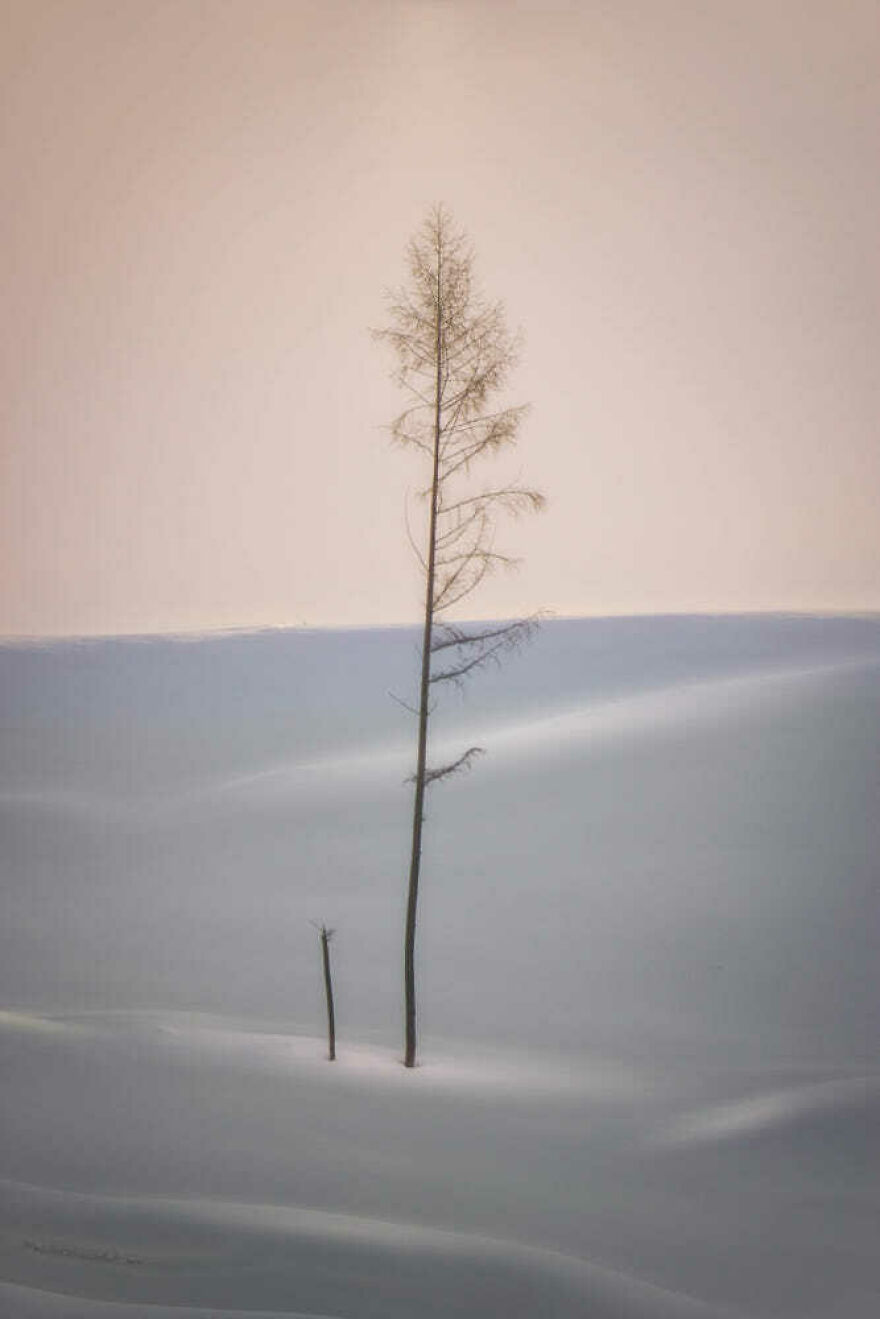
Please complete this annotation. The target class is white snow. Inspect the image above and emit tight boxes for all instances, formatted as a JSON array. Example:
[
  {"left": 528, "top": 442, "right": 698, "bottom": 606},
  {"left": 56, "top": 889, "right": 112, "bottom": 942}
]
[{"left": 2, "top": 616, "right": 879, "bottom": 1316}]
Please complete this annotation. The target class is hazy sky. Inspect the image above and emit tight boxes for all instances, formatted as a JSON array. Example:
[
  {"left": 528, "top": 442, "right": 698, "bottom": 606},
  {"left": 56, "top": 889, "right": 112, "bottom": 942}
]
[{"left": 2, "top": 0, "right": 878, "bottom": 637}]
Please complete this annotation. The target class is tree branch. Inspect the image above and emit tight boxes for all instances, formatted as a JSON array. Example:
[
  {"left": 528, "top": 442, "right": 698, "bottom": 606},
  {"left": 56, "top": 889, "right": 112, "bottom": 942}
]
[
  {"left": 429, "top": 616, "right": 540, "bottom": 686},
  {"left": 415, "top": 745, "right": 485, "bottom": 785}
]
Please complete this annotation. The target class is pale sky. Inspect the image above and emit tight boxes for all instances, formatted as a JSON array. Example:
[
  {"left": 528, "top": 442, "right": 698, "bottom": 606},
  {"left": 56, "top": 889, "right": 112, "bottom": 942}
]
[{"left": 2, "top": 0, "right": 878, "bottom": 638}]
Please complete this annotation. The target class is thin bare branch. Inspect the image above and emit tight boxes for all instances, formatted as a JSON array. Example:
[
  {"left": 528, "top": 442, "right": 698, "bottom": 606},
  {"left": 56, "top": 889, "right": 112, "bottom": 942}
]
[
  {"left": 434, "top": 553, "right": 497, "bottom": 612},
  {"left": 403, "top": 496, "right": 427, "bottom": 570},
  {"left": 439, "top": 485, "right": 544, "bottom": 518},
  {"left": 430, "top": 616, "right": 539, "bottom": 653},
  {"left": 430, "top": 616, "right": 541, "bottom": 686},
  {"left": 429, "top": 643, "right": 507, "bottom": 685},
  {"left": 388, "top": 689, "right": 420, "bottom": 716},
  {"left": 416, "top": 746, "right": 485, "bottom": 785}
]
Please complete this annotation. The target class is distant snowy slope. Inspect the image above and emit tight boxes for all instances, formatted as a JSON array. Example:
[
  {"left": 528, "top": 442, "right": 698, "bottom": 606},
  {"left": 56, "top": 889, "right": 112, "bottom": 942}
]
[{"left": 2, "top": 615, "right": 878, "bottom": 1064}]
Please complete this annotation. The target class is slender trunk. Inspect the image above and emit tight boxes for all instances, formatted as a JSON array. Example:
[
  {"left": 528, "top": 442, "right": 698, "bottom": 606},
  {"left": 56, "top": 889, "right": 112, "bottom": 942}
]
[
  {"left": 403, "top": 240, "right": 443, "bottom": 1069},
  {"left": 320, "top": 926, "right": 336, "bottom": 1061}
]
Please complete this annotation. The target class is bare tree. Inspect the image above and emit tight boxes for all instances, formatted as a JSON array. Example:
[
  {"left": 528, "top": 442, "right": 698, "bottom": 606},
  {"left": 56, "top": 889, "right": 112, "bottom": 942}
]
[
  {"left": 313, "top": 922, "right": 336, "bottom": 1061},
  {"left": 375, "top": 205, "right": 543, "bottom": 1068}
]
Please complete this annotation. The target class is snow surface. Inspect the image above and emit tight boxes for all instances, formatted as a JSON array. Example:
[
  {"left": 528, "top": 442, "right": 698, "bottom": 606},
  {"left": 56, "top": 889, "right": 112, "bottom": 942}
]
[{"left": 1, "top": 615, "right": 879, "bottom": 1316}]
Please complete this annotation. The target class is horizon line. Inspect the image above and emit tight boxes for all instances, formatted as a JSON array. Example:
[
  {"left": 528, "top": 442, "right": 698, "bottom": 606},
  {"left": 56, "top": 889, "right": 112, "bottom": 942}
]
[{"left": 3, "top": 606, "right": 880, "bottom": 649}]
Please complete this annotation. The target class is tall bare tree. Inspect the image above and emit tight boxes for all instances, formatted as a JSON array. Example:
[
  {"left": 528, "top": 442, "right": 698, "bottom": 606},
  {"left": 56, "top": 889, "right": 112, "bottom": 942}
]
[
  {"left": 375, "top": 206, "right": 544, "bottom": 1068},
  {"left": 313, "top": 922, "right": 336, "bottom": 1061}
]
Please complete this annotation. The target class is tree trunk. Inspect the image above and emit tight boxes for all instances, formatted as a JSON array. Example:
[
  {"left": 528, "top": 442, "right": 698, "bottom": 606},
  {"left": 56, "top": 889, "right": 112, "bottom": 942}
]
[
  {"left": 320, "top": 925, "right": 336, "bottom": 1062},
  {"left": 403, "top": 240, "right": 444, "bottom": 1069}
]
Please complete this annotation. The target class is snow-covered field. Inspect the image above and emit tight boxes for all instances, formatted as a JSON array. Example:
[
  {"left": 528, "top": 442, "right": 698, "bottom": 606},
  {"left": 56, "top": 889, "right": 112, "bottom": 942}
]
[{"left": 1, "top": 616, "right": 878, "bottom": 1317}]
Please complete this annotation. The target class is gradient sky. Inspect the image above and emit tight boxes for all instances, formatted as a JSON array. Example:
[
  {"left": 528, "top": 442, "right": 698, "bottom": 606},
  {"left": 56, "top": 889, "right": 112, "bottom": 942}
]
[{"left": 2, "top": 0, "right": 878, "bottom": 637}]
